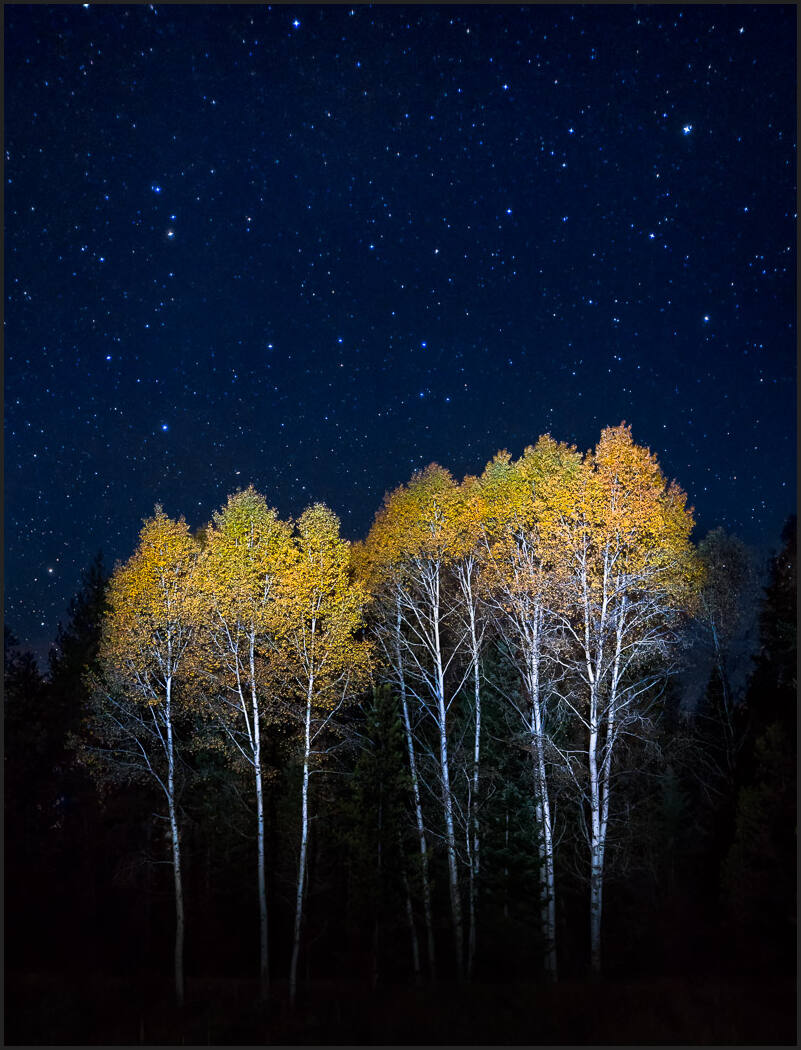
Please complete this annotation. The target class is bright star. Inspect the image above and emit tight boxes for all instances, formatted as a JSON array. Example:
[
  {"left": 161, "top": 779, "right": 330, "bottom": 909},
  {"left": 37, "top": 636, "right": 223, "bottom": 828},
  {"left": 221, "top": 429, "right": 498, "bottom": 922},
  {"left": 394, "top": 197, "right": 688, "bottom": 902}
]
[{"left": 161, "top": 423, "right": 169, "bottom": 431}]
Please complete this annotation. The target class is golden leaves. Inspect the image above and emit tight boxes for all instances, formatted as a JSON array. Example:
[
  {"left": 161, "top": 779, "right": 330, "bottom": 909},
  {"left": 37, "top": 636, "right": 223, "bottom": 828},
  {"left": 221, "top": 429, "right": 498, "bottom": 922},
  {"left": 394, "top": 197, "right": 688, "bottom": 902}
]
[
  {"left": 100, "top": 425, "right": 700, "bottom": 714},
  {"left": 273, "top": 502, "right": 371, "bottom": 710}
]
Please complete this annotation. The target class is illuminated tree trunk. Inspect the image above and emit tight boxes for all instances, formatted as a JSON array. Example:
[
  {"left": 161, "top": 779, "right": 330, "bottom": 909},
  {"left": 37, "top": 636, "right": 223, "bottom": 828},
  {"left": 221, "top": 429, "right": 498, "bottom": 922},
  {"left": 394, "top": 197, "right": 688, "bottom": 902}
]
[
  {"left": 466, "top": 590, "right": 482, "bottom": 980},
  {"left": 289, "top": 685, "right": 312, "bottom": 1009},
  {"left": 395, "top": 605, "right": 436, "bottom": 980},
  {"left": 590, "top": 597, "right": 623, "bottom": 978},
  {"left": 525, "top": 615, "right": 557, "bottom": 983},
  {"left": 433, "top": 589, "right": 464, "bottom": 979},
  {"left": 251, "top": 638, "right": 269, "bottom": 1001},
  {"left": 493, "top": 588, "right": 559, "bottom": 982},
  {"left": 165, "top": 675, "right": 185, "bottom": 1008},
  {"left": 588, "top": 694, "right": 603, "bottom": 978},
  {"left": 530, "top": 702, "right": 557, "bottom": 979},
  {"left": 584, "top": 552, "right": 606, "bottom": 980}
]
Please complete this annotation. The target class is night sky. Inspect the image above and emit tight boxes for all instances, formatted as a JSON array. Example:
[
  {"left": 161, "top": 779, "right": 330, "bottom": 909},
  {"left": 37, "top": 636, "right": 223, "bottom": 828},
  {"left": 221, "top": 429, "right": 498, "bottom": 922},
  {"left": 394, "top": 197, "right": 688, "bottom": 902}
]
[{"left": 5, "top": 4, "right": 796, "bottom": 664}]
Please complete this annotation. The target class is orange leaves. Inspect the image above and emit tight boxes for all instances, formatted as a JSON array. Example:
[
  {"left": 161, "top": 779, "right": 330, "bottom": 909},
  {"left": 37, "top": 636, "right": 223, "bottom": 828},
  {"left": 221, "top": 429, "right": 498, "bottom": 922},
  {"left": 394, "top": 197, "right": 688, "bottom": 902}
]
[{"left": 576, "top": 424, "right": 699, "bottom": 605}]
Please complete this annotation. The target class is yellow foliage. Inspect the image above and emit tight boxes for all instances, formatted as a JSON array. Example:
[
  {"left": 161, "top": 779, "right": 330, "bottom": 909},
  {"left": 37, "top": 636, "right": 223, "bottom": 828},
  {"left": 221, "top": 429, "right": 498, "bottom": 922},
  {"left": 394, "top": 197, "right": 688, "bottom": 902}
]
[
  {"left": 101, "top": 506, "right": 202, "bottom": 699},
  {"left": 272, "top": 502, "right": 371, "bottom": 711}
]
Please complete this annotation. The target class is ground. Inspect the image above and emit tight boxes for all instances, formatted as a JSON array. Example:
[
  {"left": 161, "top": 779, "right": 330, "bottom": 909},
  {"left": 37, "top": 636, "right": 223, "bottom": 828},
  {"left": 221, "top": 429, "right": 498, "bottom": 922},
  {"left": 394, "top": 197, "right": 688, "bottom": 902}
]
[{"left": 5, "top": 971, "right": 796, "bottom": 1044}]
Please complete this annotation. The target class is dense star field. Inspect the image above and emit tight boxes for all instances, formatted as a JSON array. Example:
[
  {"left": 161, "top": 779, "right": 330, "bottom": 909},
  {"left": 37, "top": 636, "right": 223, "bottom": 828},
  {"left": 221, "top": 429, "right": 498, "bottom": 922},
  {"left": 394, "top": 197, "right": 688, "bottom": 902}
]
[{"left": 5, "top": 4, "right": 796, "bottom": 663}]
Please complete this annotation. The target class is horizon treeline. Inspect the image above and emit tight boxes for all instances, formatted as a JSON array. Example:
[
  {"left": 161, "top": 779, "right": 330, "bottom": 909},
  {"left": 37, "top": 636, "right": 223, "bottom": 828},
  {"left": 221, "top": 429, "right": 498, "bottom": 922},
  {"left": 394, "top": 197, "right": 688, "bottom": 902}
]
[{"left": 5, "top": 424, "right": 796, "bottom": 1020}]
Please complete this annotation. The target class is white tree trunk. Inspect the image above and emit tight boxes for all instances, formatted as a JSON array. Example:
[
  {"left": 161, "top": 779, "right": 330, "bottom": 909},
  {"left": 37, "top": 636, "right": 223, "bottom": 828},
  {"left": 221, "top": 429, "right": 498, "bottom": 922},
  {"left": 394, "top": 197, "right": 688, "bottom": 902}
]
[
  {"left": 165, "top": 675, "right": 185, "bottom": 1008},
  {"left": 395, "top": 609, "right": 436, "bottom": 980},
  {"left": 527, "top": 647, "right": 557, "bottom": 982},
  {"left": 251, "top": 638, "right": 269, "bottom": 1000},
  {"left": 588, "top": 682, "right": 603, "bottom": 978},
  {"left": 433, "top": 597, "right": 464, "bottom": 978},
  {"left": 289, "top": 689, "right": 312, "bottom": 1008},
  {"left": 467, "top": 607, "right": 481, "bottom": 980}
]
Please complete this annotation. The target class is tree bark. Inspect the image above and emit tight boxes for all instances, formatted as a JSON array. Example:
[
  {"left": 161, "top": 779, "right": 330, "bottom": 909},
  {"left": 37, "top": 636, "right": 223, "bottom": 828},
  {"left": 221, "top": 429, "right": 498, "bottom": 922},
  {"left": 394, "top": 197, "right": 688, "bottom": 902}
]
[
  {"left": 527, "top": 633, "right": 557, "bottom": 982},
  {"left": 396, "top": 606, "right": 436, "bottom": 981},
  {"left": 467, "top": 581, "right": 482, "bottom": 980},
  {"left": 433, "top": 588, "right": 464, "bottom": 978},
  {"left": 251, "top": 636, "right": 269, "bottom": 1001},
  {"left": 165, "top": 676, "right": 185, "bottom": 1007},
  {"left": 289, "top": 689, "right": 312, "bottom": 1008},
  {"left": 588, "top": 684, "right": 603, "bottom": 978}
]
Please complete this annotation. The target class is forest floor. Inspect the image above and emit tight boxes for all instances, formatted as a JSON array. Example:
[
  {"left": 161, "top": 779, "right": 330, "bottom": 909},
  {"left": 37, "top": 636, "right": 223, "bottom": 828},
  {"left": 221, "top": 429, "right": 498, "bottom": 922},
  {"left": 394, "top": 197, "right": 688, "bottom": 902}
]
[{"left": 4, "top": 970, "right": 796, "bottom": 1045}]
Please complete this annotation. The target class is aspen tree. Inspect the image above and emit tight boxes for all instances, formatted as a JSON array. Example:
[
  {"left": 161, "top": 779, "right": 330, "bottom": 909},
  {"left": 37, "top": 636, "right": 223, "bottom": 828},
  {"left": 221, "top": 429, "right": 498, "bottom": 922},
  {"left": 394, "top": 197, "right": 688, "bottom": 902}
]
[
  {"left": 546, "top": 425, "right": 699, "bottom": 976},
  {"left": 450, "top": 475, "right": 491, "bottom": 979},
  {"left": 363, "top": 465, "right": 472, "bottom": 978},
  {"left": 477, "top": 438, "right": 583, "bottom": 980},
  {"left": 275, "top": 503, "right": 370, "bottom": 1007},
  {"left": 354, "top": 537, "right": 438, "bottom": 982},
  {"left": 92, "top": 508, "right": 201, "bottom": 1006},
  {"left": 196, "top": 486, "right": 293, "bottom": 1000}
]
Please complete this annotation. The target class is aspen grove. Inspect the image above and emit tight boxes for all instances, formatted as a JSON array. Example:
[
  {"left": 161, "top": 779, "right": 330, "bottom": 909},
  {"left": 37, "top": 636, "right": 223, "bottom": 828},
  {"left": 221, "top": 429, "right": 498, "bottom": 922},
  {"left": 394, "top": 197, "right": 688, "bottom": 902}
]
[{"left": 83, "top": 425, "right": 703, "bottom": 997}]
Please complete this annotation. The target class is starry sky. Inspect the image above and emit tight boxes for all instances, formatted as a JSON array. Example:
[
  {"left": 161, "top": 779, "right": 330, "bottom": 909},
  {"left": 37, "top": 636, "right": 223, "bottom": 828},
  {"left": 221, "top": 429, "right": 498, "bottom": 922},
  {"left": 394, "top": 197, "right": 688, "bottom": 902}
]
[{"left": 5, "top": 4, "right": 796, "bottom": 665}]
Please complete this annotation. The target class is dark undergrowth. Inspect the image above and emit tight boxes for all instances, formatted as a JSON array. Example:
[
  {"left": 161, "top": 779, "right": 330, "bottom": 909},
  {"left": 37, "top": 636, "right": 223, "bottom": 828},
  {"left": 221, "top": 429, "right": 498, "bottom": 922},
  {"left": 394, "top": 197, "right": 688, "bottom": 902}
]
[{"left": 5, "top": 971, "right": 796, "bottom": 1045}]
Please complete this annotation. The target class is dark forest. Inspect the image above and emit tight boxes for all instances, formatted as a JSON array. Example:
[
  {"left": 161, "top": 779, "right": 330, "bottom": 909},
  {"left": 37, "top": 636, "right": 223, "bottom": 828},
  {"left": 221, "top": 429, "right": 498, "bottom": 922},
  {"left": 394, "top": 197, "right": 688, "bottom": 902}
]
[{"left": 5, "top": 429, "right": 796, "bottom": 1045}]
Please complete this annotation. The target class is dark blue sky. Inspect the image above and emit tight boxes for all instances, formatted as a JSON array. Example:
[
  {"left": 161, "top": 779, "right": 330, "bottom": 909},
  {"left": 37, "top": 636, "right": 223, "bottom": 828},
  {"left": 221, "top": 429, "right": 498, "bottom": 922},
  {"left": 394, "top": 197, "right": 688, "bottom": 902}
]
[{"left": 5, "top": 4, "right": 796, "bottom": 664}]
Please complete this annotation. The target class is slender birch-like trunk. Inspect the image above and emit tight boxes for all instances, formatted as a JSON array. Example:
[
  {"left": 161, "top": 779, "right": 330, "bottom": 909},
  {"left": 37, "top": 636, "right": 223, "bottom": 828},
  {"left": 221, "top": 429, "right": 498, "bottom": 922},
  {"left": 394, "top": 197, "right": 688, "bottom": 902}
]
[
  {"left": 591, "top": 593, "right": 624, "bottom": 978},
  {"left": 526, "top": 615, "right": 557, "bottom": 982},
  {"left": 289, "top": 687, "right": 312, "bottom": 1008},
  {"left": 583, "top": 550, "right": 606, "bottom": 979},
  {"left": 165, "top": 674, "right": 185, "bottom": 1007},
  {"left": 588, "top": 684, "right": 603, "bottom": 978},
  {"left": 250, "top": 636, "right": 269, "bottom": 1000},
  {"left": 433, "top": 581, "right": 464, "bottom": 978},
  {"left": 395, "top": 604, "right": 436, "bottom": 980},
  {"left": 467, "top": 594, "right": 482, "bottom": 980}
]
